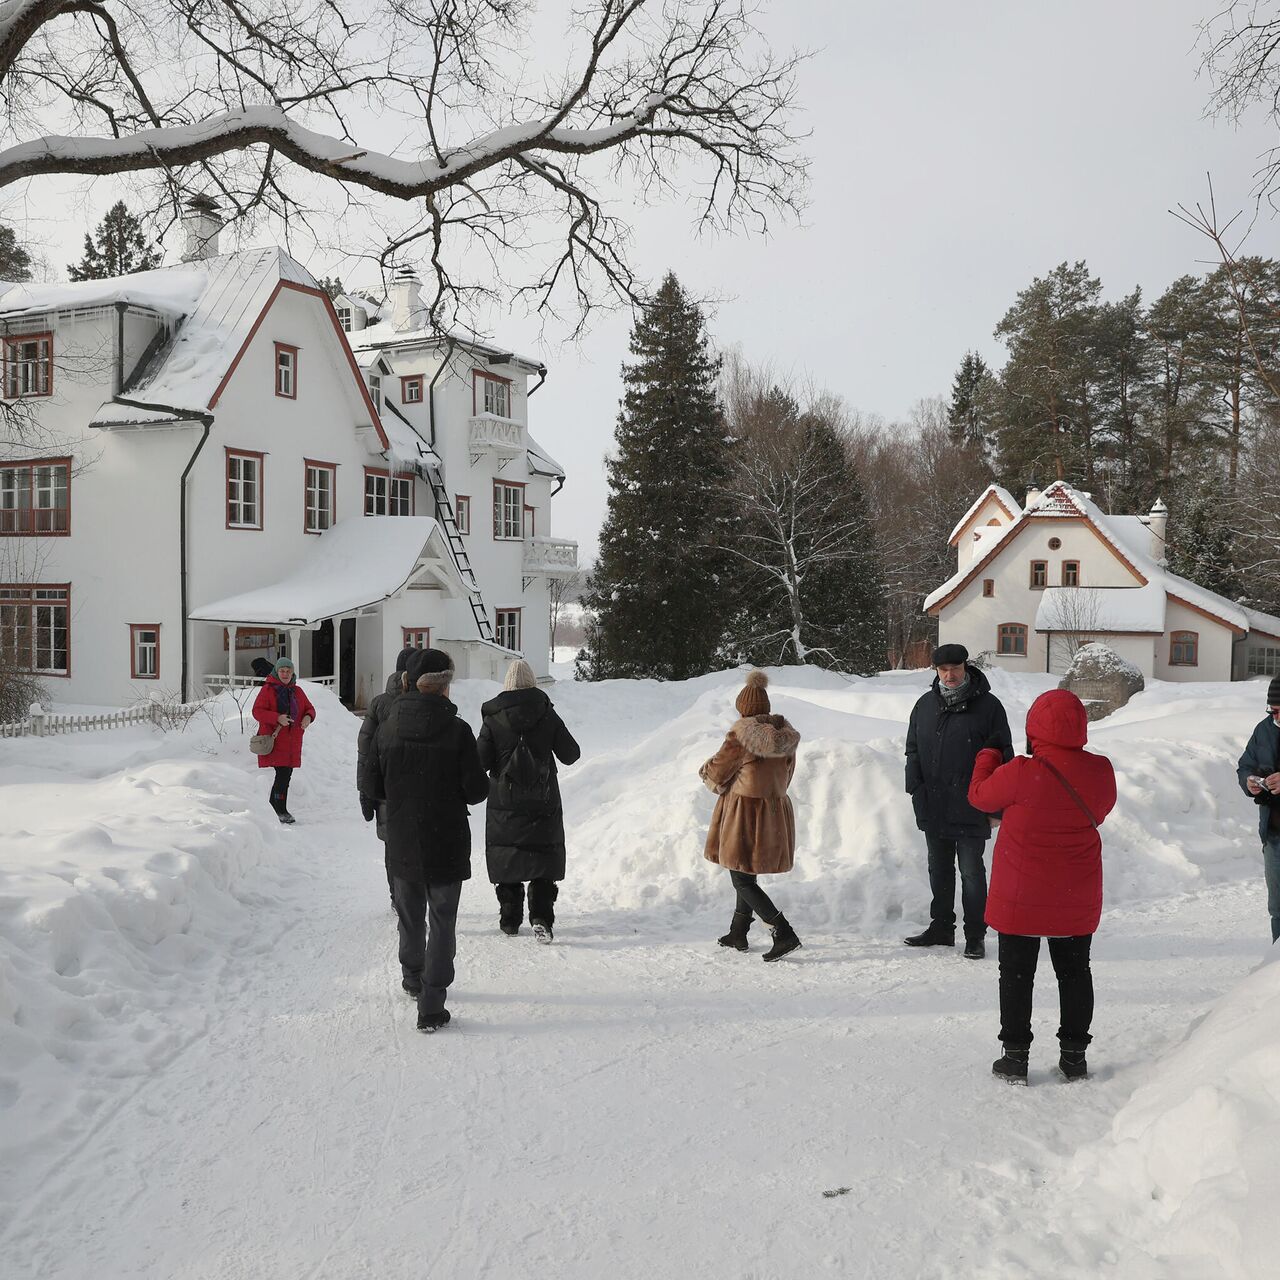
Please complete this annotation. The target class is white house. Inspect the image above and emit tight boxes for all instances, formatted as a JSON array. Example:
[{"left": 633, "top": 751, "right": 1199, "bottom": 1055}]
[
  {"left": 925, "top": 480, "right": 1280, "bottom": 682},
  {"left": 0, "top": 200, "right": 576, "bottom": 710}
]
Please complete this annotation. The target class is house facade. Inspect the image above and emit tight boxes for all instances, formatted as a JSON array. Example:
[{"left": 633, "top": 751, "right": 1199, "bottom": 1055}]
[
  {"left": 0, "top": 202, "right": 576, "bottom": 710},
  {"left": 926, "top": 481, "right": 1280, "bottom": 682}
]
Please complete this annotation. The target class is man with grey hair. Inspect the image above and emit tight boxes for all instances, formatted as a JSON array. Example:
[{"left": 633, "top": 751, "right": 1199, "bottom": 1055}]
[{"left": 360, "top": 647, "right": 488, "bottom": 1032}]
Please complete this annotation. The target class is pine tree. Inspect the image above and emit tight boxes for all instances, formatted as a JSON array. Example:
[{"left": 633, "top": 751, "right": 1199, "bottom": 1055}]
[
  {"left": 320, "top": 275, "right": 345, "bottom": 299},
  {"left": 577, "top": 273, "right": 733, "bottom": 681},
  {"left": 1166, "top": 471, "right": 1242, "bottom": 602},
  {"left": 0, "top": 222, "right": 32, "bottom": 281},
  {"left": 68, "top": 201, "right": 162, "bottom": 280},
  {"left": 947, "top": 351, "right": 998, "bottom": 452}
]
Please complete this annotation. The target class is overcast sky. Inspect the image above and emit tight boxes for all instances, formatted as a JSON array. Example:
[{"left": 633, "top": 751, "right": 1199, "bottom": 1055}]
[{"left": 8, "top": 1, "right": 1280, "bottom": 564}]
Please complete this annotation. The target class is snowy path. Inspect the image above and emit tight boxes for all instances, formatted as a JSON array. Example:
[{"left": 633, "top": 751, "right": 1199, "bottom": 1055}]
[{"left": 2, "top": 780, "right": 1267, "bottom": 1280}]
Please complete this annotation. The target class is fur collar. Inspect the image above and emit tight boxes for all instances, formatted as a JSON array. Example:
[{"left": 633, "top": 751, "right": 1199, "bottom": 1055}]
[{"left": 732, "top": 714, "right": 800, "bottom": 758}]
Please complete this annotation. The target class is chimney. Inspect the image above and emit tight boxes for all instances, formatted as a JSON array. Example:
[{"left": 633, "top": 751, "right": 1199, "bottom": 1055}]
[
  {"left": 1148, "top": 497, "right": 1168, "bottom": 565},
  {"left": 181, "top": 194, "right": 222, "bottom": 263},
  {"left": 389, "top": 265, "right": 424, "bottom": 332},
  {"left": 1025, "top": 486, "right": 1042, "bottom": 510}
]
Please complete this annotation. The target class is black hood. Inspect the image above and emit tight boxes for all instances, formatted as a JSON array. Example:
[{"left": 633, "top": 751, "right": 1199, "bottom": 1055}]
[
  {"left": 397, "top": 692, "right": 459, "bottom": 742},
  {"left": 931, "top": 663, "right": 991, "bottom": 705},
  {"left": 482, "top": 686, "right": 551, "bottom": 732}
]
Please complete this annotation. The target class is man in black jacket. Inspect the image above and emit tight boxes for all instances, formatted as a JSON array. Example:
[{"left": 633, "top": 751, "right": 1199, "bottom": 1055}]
[
  {"left": 904, "top": 643, "right": 1014, "bottom": 959},
  {"left": 1237, "top": 676, "right": 1280, "bottom": 942},
  {"left": 359, "top": 647, "right": 489, "bottom": 1032}
]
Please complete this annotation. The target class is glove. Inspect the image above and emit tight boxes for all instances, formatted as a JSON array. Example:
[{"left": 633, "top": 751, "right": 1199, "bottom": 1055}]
[{"left": 359, "top": 793, "right": 377, "bottom": 823}]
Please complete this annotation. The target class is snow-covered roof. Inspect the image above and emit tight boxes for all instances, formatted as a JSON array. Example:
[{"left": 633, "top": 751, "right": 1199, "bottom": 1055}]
[
  {"left": 376, "top": 403, "right": 440, "bottom": 471},
  {"left": 349, "top": 322, "right": 544, "bottom": 374},
  {"left": 189, "top": 516, "right": 464, "bottom": 627},
  {"left": 0, "top": 269, "right": 207, "bottom": 322},
  {"left": 1035, "top": 584, "right": 1166, "bottom": 634},
  {"left": 527, "top": 433, "right": 565, "bottom": 480},
  {"left": 947, "top": 484, "right": 1018, "bottom": 545}
]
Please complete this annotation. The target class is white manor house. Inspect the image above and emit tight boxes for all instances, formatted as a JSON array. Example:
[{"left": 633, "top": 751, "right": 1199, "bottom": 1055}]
[
  {"left": 926, "top": 480, "right": 1280, "bottom": 682},
  {"left": 0, "top": 198, "right": 577, "bottom": 709}
]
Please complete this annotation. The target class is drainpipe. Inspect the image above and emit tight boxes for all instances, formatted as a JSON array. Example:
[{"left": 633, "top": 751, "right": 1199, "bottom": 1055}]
[
  {"left": 529, "top": 365, "right": 556, "bottom": 494},
  {"left": 112, "top": 395, "right": 214, "bottom": 702},
  {"left": 427, "top": 336, "right": 458, "bottom": 449},
  {"left": 113, "top": 302, "right": 127, "bottom": 395}
]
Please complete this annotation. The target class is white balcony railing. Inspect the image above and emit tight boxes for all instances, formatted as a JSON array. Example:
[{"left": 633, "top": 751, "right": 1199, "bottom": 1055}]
[
  {"left": 523, "top": 535, "right": 579, "bottom": 577},
  {"left": 468, "top": 414, "right": 524, "bottom": 458}
]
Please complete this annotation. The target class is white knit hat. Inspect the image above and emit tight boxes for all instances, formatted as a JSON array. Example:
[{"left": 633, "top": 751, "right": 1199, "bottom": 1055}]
[{"left": 503, "top": 659, "right": 537, "bottom": 691}]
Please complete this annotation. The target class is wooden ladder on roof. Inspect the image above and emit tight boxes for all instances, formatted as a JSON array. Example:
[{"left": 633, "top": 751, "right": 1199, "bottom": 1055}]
[{"left": 424, "top": 465, "right": 494, "bottom": 642}]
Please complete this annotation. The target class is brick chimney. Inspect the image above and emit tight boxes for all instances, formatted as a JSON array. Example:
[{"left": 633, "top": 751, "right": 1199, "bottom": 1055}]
[{"left": 181, "top": 194, "right": 222, "bottom": 262}]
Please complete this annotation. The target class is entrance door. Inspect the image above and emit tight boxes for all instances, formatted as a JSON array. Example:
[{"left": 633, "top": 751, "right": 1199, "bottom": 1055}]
[
  {"left": 312, "top": 619, "right": 335, "bottom": 678},
  {"left": 339, "top": 618, "right": 356, "bottom": 706}
]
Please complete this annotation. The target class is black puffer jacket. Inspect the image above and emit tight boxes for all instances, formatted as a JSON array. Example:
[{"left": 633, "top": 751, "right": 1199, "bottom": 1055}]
[
  {"left": 905, "top": 665, "right": 1013, "bottom": 840},
  {"left": 477, "top": 688, "right": 581, "bottom": 883},
  {"left": 359, "top": 692, "right": 489, "bottom": 884},
  {"left": 355, "top": 670, "right": 409, "bottom": 840}
]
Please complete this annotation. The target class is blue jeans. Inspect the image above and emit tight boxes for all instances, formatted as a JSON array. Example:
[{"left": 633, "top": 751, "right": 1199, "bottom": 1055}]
[
  {"left": 925, "top": 834, "right": 988, "bottom": 941},
  {"left": 1264, "top": 837, "right": 1280, "bottom": 943}
]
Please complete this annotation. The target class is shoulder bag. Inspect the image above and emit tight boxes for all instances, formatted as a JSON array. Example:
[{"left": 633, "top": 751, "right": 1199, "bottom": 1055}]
[{"left": 1038, "top": 757, "right": 1098, "bottom": 829}]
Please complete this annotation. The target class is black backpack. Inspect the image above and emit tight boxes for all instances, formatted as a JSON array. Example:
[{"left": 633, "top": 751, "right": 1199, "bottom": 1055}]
[{"left": 497, "top": 717, "right": 551, "bottom": 805}]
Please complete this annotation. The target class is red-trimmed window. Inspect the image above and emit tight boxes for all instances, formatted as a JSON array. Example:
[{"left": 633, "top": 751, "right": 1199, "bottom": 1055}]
[
  {"left": 402, "top": 627, "right": 431, "bottom": 649},
  {"left": 4, "top": 333, "right": 52, "bottom": 398},
  {"left": 474, "top": 370, "right": 511, "bottom": 418},
  {"left": 401, "top": 375, "right": 424, "bottom": 404},
  {"left": 997, "top": 623, "right": 1028, "bottom": 656},
  {"left": 130, "top": 623, "right": 160, "bottom": 679},
  {"left": 0, "top": 583, "right": 70, "bottom": 675},
  {"left": 1029, "top": 560, "right": 1048, "bottom": 589},
  {"left": 493, "top": 480, "right": 524, "bottom": 540},
  {"left": 365, "top": 467, "right": 414, "bottom": 516},
  {"left": 1170, "top": 630, "right": 1199, "bottom": 666},
  {"left": 495, "top": 608, "right": 521, "bottom": 652},
  {"left": 0, "top": 458, "right": 70, "bottom": 535},
  {"left": 226, "top": 449, "right": 264, "bottom": 529},
  {"left": 455, "top": 495, "right": 471, "bottom": 535},
  {"left": 1062, "top": 560, "right": 1081, "bottom": 587},
  {"left": 275, "top": 343, "right": 297, "bottom": 398},
  {"left": 368, "top": 373, "right": 382, "bottom": 412},
  {"left": 304, "top": 460, "right": 337, "bottom": 533},
  {"left": 982, "top": 579, "right": 994, "bottom": 598}
]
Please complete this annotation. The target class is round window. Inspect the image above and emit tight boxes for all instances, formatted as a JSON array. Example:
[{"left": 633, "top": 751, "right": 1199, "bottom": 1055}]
[{"left": 1048, "top": 537, "right": 1062, "bottom": 550}]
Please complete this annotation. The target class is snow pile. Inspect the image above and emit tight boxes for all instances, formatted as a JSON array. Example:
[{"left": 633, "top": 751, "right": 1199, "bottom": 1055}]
[{"left": 1065, "top": 641, "right": 1145, "bottom": 682}]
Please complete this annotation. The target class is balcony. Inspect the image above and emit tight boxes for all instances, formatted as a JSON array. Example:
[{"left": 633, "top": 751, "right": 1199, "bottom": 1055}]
[
  {"left": 468, "top": 414, "right": 524, "bottom": 460},
  {"left": 523, "top": 536, "right": 579, "bottom": 577}
]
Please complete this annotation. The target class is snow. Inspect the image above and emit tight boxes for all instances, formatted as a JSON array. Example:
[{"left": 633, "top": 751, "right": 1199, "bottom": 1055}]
[
  {"left": 0, "top": 268, "right": 208, "bottom": 322},
  {"left": 189, "top": 515, "right": 461, "bottom": 626},
  {"left": 947, "top": 483, "right": 1018, "bottom": 544},
  {"left": 1036, "top": 583, "right": 1166, "bottom": 634},
  {"left": 1064, "top": 641, "right": 1146, "bottom": 682},
  {"left": 1, "top": 666, "right": 1277, "bottom": 1276}
]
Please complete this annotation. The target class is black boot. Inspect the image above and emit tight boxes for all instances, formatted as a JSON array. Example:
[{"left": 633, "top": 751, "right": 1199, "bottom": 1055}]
[
  {"left": 992, "top": 1046, "right": 1029, "bottom": 1084},
  {"left": 963, "top": 938, "right": 986, "bottom": 960},
  {"left": 717, "top": 910, "right": 752, "bottom": 952},
  {"left": 1057, "top": 1049, "right": 1088, "bottom": 1082},
  {"left": 499, "top": 906, "right": 522, "bottom": 936},
  {"left": 762, "top": 914, "right": 801, "bottom": 963},
  {"left": 904, "top": 923, "right": 955, "bottom": 947},
  {"left": 417, "top": 1008, "right": 451, "bottom": 1033}
]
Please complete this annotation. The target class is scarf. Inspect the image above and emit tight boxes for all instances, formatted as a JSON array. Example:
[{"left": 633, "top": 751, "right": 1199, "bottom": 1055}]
[
  {"left": 939, "top": 675, "right": 971, "bottom": 707},
  {"left": 273, "top": 679, "right": 299, "bottom": 719}
]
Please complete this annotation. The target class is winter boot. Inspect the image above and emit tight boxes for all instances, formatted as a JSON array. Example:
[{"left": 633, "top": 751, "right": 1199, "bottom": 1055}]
[
  {"left": 717, "top": 910, "right": 753, "bottom": 952},
  {"left": 762, "top": 915, "right": 802, "bottom": 963},
  {"left": 1057, "top": 1049, "right": 1088, "bottom": 1082},
  {"left": 992, "top": 1046, "right": 1030, "bottom": 1084},
  {"left": 402, "top": 977, "right": 422, "bottom": 998},
  {"left": 417, "top": 1008, "right": 451, "bottom": 1034},
  {"left": 904, "top": 923, "right": 955, "bottom": 948},
  {"left": 499, "top": 906, "right": 522, "bottom": 937},
  {"left": 277, "top": 811, "right": 296, "bottom": 825},
  {"left": 963, "top": 938, "right": 986, "bottom": 960},
  {"left": 531, "top": 919, "right": 554, "bottom": 944}
]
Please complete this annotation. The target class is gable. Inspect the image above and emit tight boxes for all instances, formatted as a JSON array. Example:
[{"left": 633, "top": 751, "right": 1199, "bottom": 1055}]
[{"left": 948, "top": 485, "right": 1018, "bottom": 547}]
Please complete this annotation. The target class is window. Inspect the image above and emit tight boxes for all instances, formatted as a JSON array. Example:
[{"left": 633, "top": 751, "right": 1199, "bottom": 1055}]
[
  {"left": 455, "top": 495, "right": 471, "bottom": 535},
  {"left": 304, "top": 460, "right": 336, "bottom": 533},
  {"left": 130, "top": 624, "right": 160, "bottom": 679},
  {"left": 524, "top": 504, "right": 536, "bottom": 538},
  {"left": 495, "top": 608, "right": 521, "bottom": 651},
  {"left": 401, "top": 375, "right": 424, "bottom": 404},
  {"left": 474, "top": 370, "right": 511, "bottom": 418},
  {"left": 493, "top": 481, "right": 524, "bottom": 540},
  {"left": 402, "top": 627, "right": 431, "bottom": 649},
  {"left": 274, "top": 343, "right": 297, "bottom": 399},
  {"left": 226, "top": 450, "right": 263, "bottom": 529},
  {"left": 368, "top": 373, "right": 382, "bottom": 412},
  {"left": 336, "top": 304, "right": 352, "bottom": 332},
  {"left": 997, "top": 623, "right": 1028, "bottom": 656},
  {"left": 0, "top": 459, "right": 70, "bottom": 535},
  {"left": 1048, "top": 537, "right": 1062, "bottom": 551},
  {"left": 0, "top": 584, "right": 69, "bottom": 675},
  {"left": 1062, "top": 561, "right": 1081, "bottom": 587},
  {"left": 982, "top": 579, "right": 994, "bottom": 598},
  {"left": 1170, "top": 630, "right": 1199, "bottom": 666},
  {"left": 1030, "top": 560, "right": 1048, "bottom": 589},
  {"left": 1248, "top": 646, "right": 1280, "bottom": 677},
  {"left": 365, "top": 467, "right": 414, "bottom": 516},
  {"left": 4, "top": 333, "right": 52, "bottom": 398}
]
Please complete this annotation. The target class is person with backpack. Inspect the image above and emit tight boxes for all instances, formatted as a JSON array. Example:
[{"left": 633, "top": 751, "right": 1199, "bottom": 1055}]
[
  {"left": 700, "top": 670, "right": 802, "bottom": 963},
  {"left": 477, "top": 659, "right": 581, "bottom": 942},
  {"left": 968, "top": 689, "right": 1117, "bottom": 1084}
]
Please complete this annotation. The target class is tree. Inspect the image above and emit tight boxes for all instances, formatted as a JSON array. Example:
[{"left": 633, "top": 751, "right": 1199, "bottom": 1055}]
[
  {"left": 67, "top": 201, "right": 161, "bottom": 280},
  {"left": 319, "top": 276, "right": 345, "bottom": 300},
  {"left": 577, "top": 273, "right": 733, "bottom": 681},
  {"left": 947, "top": 351, "right": 999, "bottom": 453},
  {"left": 1041, "top": 587, "right": 1103, "bottom": 670},
  {"left": 0, "top": 221, "right": 31, "bottom": 280},
  {"left": 0, "top": 1, "right": 806, "bottom": 335},
  {"left": 549, "top": 569, "right": 586, "bottom": 653},
  {"left": 1166, "top": 471, "right": 1244, "bottom": 603}
]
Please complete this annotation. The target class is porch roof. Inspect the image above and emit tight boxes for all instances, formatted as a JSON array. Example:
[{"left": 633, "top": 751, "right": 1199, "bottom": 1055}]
[{"left": 189, "top": 516, "right": 465, "bottom": 627}]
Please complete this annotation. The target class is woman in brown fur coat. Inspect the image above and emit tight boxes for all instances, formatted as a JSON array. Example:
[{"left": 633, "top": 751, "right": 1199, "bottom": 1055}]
[{"left": 700, "top": 670, "right": 802, "bottom": 962}]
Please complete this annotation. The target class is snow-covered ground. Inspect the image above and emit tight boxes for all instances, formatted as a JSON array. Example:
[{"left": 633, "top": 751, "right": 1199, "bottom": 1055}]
[{"left": 1, "top": 668, "right": 1276, "bottom": 1278}]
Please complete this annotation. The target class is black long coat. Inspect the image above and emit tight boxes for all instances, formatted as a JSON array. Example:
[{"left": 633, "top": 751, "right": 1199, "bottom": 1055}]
[
  {"left": 1237, "top": 715, "right": 1280, "bottom": 841},
  {"left": 905, "top": 665, "right": 1013, "bottom": 840},
  {"left": 476, "top": 688, "right": 581, "bottom": 883},
  {"left": 355, "top": 670, "right": 408, "bottom": 841},
  {"left": 359, "top": 692, "right": 489, "bottom": 884}
]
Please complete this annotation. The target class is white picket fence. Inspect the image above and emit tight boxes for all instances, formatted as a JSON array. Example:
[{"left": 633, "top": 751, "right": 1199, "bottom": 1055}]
[{"left": 0, "top": 700, "right": 185, "bottom": 739}]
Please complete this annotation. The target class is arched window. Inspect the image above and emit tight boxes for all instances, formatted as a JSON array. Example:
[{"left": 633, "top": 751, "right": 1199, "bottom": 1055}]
[
  {"left": 997, "top": 623, "right": 1028, "bottom": 656},
  {"left": 1170, "top": 631, "right": 1198, "bottom": 666}
]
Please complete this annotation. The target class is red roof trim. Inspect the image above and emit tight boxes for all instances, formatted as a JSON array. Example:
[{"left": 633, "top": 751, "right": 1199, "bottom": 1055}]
[
  {"left": 1166, "top": 592, "right": 1246, "bottom": 639},
  {"left": 948, "top": 489, "right": 1017, "bottom": 547}
]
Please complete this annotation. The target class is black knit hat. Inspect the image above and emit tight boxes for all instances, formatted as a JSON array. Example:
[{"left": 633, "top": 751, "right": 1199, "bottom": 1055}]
[
  {"left": 395, "top": 646, "right": 416, "bottom": 673},
  {"left": 932, "top": 643, "right": 969, "bottom": 666},
  {"left": 407, "top": 646, "right": 454, "bottom": 690},
  {"left": 1268, "top": 675, "right": 1280, "bottom": 706}
]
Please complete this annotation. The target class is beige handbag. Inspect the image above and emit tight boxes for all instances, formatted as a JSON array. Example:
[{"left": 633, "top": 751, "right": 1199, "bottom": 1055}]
[{"left": 250, "top": 724, "right": 282, "bottom": 756}]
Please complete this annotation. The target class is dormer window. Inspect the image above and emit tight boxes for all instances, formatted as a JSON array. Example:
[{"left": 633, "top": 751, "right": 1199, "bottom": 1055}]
[
  {"left": 275, "top": 343, "right": 297, "bottom": 399},
  {"left": 474, "top": 370, "right": 511, "bottom": 418},
  {"left": 401, "top": 375, "right": 423, "bottom": 404},
  {"left": 4, "top": 333, "right": 52, "bottom": 398},
  {"left": 336, "top": 304, "right": 352, "bottom": 332},
  {"left": 368, "top": 373, "right": 382, "bottom": 412}
]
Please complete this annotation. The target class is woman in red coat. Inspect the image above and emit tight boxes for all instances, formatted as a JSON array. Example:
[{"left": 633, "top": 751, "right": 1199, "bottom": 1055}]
[
  {"left": 251, "top": 656, "right": 316, "bottom": 825},
  {"left": 968, "top": 689, "right": 1116, "bottom": 1084}
]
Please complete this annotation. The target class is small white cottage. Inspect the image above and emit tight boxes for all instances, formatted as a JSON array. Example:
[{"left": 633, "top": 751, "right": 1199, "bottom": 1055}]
[{"left": 925, "top": 480, "right": 1280, "bottom": 682}]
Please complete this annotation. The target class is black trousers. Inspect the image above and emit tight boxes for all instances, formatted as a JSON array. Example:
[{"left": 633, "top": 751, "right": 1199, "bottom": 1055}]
[
  {"left": 495, "top": 879, "right": 559, "bottom": 926},
  {"left": 998, "top": 932, "right": 1094, "bottom": 1050},
  {"left": 925, "top": 834, "right": 988, "bottom": 940},
  {"left": 729, "top": 869, "right": 781, "bottom": 924},
  {"left": 392, "top": 877, "right": 462, "bottom": 1015},
  {"left": 269, "top": 766, "right": 293, "bottom": 813}
]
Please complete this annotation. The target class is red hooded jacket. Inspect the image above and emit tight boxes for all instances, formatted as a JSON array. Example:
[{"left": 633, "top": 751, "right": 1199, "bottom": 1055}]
[
  {"left": 252, "top": 675, "right": 317, "bottom": 769},
  {"left": 969, "top": 689, "right": 1117, "bottom": 937}
]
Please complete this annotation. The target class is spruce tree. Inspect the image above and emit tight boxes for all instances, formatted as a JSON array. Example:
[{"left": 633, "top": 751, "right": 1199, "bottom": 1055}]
[
  {"left": 320, "top": 275, "right": 345, "bottom": 299},
  {"left": 68, "top": 201, "right": 162, "bottom": 280},
  {"left": 0, "top": 222, "right": 32, "bottom": 281},
  {"left": 577, "top": 273, "right": 733, "bottom": 681},
  {"left": 947, "top": 351, "right": 998, "bottom": 451}
]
